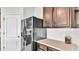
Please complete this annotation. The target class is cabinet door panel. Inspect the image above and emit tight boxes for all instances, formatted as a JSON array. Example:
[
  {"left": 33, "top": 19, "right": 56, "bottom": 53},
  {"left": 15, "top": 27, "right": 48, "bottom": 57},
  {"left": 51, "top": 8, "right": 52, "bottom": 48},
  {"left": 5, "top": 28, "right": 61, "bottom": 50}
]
[
  {"left": 76, "top": 12, "right": 79, "bottom": 24},
  {"left": 72, "top": 7, "right": 79, "bottom": 28},
  {"left": 48, "top": 47, "right": 60, "bottom": 51},
  {"left": 53, "top": 7, "right": 70, "bottom": 27},
  {"left": 75, "top": 10, "right": 79, "bottom": 27},
  {"left": 38, "top": 43, "right": 47, "bottom": 51},
  {"left": 43, "top": 7, "right": 53, "bottom": 27}
]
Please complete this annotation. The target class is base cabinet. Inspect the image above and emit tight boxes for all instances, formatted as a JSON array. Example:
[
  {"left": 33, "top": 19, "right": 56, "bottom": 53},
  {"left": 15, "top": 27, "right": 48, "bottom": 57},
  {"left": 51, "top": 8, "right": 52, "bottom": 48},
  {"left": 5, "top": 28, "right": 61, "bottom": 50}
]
[
  {"left": 37, "top": 43, "right": 47, "bottom": 51},
  {"left": 37, "top": 43, "right": 60, "bottom": 51},
  {"left": 48, "top": 47, "right": 60, "bottom": 51}
]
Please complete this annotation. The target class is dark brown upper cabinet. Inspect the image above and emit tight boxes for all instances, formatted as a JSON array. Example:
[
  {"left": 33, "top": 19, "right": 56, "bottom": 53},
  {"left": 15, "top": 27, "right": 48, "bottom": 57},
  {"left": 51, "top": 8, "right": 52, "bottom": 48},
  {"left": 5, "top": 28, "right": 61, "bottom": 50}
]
[
  {"left": 43, "top": 7, "right": 53, "bottom": 28},
  {"left": 53, "top": 7, "right": 70, "bottom": 28},
  {"left": 43, "top": 7, "right": 70, "bottom": 28},
  {"left": 72, "top": 7, "right": 79, "bottom": 28},
  {"left": 43, "top": 7, "right": 79, "bottom": 28}
]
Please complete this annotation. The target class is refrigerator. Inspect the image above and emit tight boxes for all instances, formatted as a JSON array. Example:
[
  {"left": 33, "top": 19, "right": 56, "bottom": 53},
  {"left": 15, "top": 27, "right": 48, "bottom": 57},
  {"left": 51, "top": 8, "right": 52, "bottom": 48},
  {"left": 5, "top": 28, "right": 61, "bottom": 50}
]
[{"left": 21, "top": 16, "right": 46, "bottom": 51}]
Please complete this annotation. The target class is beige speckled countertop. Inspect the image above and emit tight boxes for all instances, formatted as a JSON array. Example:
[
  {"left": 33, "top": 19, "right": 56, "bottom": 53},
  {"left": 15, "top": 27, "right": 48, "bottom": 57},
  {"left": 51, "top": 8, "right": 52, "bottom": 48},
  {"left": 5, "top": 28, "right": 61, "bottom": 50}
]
[{"left": 37, "top": 39, "right": 77, "bottom": 51}]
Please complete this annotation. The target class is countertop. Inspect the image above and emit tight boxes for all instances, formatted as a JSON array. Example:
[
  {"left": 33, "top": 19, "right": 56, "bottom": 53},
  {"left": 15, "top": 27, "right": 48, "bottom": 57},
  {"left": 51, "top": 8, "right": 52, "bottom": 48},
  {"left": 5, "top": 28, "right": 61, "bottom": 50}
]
[{"left": 37, "top": 39, "right": 78, "bottom": 51}]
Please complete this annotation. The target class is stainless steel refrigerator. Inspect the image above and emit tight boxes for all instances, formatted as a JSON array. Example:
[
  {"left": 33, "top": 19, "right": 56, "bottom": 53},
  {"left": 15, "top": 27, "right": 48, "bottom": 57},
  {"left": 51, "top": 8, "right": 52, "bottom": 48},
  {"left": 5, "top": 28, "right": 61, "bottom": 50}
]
[{"left": 21, "top": 16, "right": 46, "bottom": 51}]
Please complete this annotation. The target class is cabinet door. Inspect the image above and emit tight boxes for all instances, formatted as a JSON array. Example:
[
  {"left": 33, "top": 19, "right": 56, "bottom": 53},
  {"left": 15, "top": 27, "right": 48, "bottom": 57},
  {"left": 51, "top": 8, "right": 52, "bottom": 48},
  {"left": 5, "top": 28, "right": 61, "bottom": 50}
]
[
  {"left": 43, "top": 7, "right": 53, "bottom": 27},
  {"left": 37, "top": 43, "right": 47, "bottom": 51},
  {"left": 74, "top": 7, "right": 79, "bottom": 28},
  {"left": 53, "top": 7, "right": 70, "bottom": 27},
  {"left": 75, "top": 12, "right": 79, "bottom": 27},
  {"left": 48, "top": 47, "right": 60, "bottom": 51}
]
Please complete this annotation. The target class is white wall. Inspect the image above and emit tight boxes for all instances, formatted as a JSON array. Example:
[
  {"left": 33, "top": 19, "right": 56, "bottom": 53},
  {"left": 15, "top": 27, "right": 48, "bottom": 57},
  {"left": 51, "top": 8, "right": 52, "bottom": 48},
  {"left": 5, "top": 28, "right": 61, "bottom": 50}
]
[
  {"left": 1, "top": 7, "right": 23, "bottom": 15},
  {"left": 34, "top": 7, "right": 43, "bottom": 19},
  {"left": 47, "top": 28, "right": 79, "bottom": 47},
  {"left": 23, "top": 7, "right": 43, "bottom": 19},
  {"left": 23, "top": 7, "right": 35, "bottom": 19}
]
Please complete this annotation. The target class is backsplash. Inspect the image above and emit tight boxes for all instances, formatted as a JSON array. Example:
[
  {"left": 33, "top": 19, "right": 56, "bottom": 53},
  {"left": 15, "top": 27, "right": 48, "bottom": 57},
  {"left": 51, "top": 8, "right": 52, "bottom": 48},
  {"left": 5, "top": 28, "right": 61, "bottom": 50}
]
[{"left": 47, "top": 28, "right": 79, "bottom": 47}]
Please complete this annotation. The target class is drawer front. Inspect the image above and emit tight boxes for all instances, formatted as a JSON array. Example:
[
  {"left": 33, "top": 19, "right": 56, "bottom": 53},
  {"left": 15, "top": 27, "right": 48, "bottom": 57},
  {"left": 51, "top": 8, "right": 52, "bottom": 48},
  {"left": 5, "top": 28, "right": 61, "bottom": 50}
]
[
  {"left": 38, "top": 43, "right": 47, "bottom": 51},
  {"left": 48, "top": 47, "right": 60, "bottom": 51}
]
